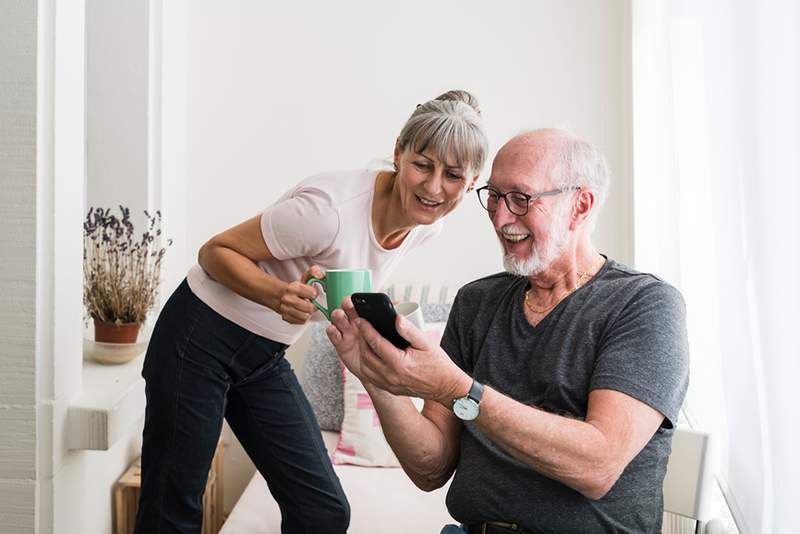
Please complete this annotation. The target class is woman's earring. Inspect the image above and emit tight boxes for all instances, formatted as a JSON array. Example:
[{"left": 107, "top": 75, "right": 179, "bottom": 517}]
[{"left": 467, "top": 186, "right": 475, "bottom": 193}]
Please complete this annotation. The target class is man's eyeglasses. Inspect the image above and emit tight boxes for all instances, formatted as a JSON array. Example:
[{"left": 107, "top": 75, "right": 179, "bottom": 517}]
[{"left": 475, "top": 185, "right": 579, "bottom": 216}]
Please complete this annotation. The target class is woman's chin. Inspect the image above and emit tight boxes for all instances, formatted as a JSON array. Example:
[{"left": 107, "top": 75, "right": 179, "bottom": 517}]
[{"left": 410, "top": 206, "right": 445, "bottom": 225}]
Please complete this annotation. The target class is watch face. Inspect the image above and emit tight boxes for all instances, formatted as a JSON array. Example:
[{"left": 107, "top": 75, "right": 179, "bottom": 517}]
[{"left": 454, "top": 398, "right": 479, "bottom": 421}]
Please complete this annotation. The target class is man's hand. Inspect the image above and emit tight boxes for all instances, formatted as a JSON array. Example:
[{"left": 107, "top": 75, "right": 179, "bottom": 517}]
[
  {"left": 278, "top": 265, "right": 324, "bottom": 324},
  {"left": 327, "top": 297, "right": 370, "bottom": 381},
  {"left": 354, "top": 312, "right": 471, "bottom": 406}
]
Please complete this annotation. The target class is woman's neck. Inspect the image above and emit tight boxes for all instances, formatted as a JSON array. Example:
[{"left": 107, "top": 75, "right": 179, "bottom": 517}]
[{"left": 371, "top": 171, "right": 416, "bottom": 249}]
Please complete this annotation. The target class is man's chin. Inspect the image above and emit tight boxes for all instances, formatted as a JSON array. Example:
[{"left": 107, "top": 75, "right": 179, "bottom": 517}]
[{"left": 503, "top": 254, "right": 545, "bottom": 277}]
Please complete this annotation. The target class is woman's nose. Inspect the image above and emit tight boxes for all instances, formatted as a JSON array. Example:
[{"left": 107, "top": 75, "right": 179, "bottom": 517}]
[{"left": 423, "top": 169, "right": 444, "bottom": 195}]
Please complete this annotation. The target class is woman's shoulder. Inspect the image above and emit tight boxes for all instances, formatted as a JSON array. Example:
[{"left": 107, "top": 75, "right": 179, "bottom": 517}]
[{"left": 292, "top": 169, "right": 375, "bottom": 206}]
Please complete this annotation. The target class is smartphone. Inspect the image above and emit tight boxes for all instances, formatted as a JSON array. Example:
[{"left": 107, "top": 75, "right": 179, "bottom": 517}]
[{"left": 351, "top": 292, "right": 410, "bottom": 349}]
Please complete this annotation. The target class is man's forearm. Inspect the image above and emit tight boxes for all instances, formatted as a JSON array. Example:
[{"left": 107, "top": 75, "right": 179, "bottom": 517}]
[
  {"left": 366, "top": 384, "right": 458, "bottom": 491},
  {"left": 474, "top": 387, "right": 619, "bottom": 499}
]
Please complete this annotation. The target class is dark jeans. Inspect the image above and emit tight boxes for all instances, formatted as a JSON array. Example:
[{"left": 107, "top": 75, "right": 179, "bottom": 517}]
[{"left": 134, "top": 279, "right": 349, "bottom": 534}]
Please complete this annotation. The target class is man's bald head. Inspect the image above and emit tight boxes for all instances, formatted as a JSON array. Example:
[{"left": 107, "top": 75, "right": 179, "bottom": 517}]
[{"left": 490, "top": 128, "right": 610, "bottom": 227}]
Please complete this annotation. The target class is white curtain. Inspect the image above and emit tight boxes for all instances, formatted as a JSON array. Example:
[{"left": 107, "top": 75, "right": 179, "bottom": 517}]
[{"left": 631, "top": 1, "right": 800, "bottom": 532}]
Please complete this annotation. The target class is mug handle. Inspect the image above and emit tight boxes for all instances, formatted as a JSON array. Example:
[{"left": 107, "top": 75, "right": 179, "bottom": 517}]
[{"left": 306, "top": 277, "right": 329, "bottom": 319}]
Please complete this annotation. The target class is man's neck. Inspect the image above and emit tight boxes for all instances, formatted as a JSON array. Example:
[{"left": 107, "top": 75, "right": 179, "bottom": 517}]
[{"left": 527, "top": 240, "right": 602, "bottom": 301}]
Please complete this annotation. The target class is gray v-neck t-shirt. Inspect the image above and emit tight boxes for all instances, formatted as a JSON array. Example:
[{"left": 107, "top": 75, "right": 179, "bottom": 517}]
[{"left": 441, "top": 258, "right": 689, "bottom": 533}]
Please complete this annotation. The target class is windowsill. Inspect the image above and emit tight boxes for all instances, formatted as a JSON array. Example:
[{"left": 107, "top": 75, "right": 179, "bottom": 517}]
[{"left": 66, "top": 354, "right": 146, "bottom": 450}]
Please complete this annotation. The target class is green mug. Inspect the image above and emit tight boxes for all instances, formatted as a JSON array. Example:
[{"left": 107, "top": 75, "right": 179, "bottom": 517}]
[{"left": 306, "top": 269, "right": 372, "bottom": 320}]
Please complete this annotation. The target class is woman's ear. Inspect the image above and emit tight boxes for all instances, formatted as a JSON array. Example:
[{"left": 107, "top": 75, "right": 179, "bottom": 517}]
[
  {"left": 467, "top": 176, "right": 479, "bottom": 193},
  {"left": 393, "top": 139, "right": 401, "bottom": 168}
]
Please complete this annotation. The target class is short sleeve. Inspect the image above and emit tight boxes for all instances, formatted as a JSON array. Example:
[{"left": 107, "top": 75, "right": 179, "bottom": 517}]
[
  {"left": 590, "top": 282, "right": 689, "bottom": 428},
  {"left": 260, "top": 189, "right": 340, "bottom": 260},
  {"left": 441, "top": 291, "right": 471, "bottom": 373}
]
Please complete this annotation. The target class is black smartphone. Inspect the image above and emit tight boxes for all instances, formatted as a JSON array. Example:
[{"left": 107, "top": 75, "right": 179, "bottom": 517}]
[{"left": 351, "top": 292, "right": 410, "bottom": 349}]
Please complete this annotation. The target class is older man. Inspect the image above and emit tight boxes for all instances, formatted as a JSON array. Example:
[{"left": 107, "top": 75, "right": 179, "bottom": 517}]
[{"left": 327, "top": 129, "right": 689, "bottom": 534}]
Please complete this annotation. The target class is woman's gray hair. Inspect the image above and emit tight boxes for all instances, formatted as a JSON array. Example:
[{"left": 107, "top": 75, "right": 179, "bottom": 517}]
[
  {"left": 396, "top": 90, "right": 488, "bottom": 177},
  {"left": 549, "top": 134, "right": 611, "bottom": 228}
]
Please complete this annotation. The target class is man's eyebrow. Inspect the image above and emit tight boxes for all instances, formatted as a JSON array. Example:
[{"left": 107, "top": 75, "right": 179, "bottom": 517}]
[{"left": 486, "top": 180, "right": 534, "bottom": 194}]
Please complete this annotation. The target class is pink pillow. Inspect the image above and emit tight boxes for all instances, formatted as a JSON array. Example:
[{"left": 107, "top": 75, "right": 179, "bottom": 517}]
[{"left": 332, "top": 324, "right": 446, "bottom": 467}]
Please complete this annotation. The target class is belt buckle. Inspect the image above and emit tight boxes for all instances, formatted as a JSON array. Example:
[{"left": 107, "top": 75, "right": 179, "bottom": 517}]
[{"left": 487, "top": 522, "right": 519, "bottom": 532}]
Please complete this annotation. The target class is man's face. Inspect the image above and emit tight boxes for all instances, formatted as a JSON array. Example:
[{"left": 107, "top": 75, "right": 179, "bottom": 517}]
[{"left": 487, "top": 154, "right": 574, "bottom": 277}]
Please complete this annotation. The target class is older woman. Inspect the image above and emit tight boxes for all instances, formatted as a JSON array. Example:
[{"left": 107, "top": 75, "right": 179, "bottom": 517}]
[{"left": 134, "top": 90, "right": 489, "bottom": 534}]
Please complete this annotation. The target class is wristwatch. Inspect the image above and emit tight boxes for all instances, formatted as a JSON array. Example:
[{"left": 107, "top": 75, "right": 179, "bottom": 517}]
[{"left": 453, "top": 380, "right": 484, "bottom": 421}]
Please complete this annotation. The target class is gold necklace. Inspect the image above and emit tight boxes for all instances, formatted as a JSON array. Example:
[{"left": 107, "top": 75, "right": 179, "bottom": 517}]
[{"left": 524, "top": 256, "right": 604, "bottom": 315}]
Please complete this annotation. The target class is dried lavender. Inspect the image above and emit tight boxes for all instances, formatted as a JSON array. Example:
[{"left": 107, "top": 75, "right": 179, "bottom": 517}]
[{"left": 83, "top": 206, "right": 172, "bottom": 325}]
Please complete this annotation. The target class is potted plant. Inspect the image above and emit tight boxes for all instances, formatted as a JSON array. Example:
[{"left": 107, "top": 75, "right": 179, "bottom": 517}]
[{"left": 83, "top": 206, "right": 171, "bottom": 349}]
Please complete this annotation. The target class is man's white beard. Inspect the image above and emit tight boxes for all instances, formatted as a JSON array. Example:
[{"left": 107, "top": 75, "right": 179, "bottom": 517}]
[{"left": 502, "top": 219, "right": 570, "bottom": 277}]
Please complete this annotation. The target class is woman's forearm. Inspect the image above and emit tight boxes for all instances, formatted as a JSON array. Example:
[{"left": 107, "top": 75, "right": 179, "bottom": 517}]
[{"left": 198, "top": 243, "right": 287, "bottom": 312}]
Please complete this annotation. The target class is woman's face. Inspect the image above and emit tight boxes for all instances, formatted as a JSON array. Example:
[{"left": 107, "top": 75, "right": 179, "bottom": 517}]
[{"left": 394, "top": 145, "right": 476, "bottom": 226}]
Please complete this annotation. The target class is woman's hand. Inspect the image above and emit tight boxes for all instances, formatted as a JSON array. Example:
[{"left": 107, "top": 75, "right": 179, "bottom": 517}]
[{"left": 278, "top": 265, "right": 325, "bottom": 324}]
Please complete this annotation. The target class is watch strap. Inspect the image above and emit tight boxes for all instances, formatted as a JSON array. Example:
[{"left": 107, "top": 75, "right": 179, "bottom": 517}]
[{"left": 466, "top": 379, "right": 484, "bottom": 404}]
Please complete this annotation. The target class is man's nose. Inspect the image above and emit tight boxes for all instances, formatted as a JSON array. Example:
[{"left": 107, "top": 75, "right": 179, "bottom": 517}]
[{"left": 491, "top": 196, "right": 517, "bottom": 226}]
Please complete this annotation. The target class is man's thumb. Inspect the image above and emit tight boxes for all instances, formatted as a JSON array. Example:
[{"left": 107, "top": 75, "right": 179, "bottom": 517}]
[{"left": 396, "top": 314, "right": 430, "bottom": 350}]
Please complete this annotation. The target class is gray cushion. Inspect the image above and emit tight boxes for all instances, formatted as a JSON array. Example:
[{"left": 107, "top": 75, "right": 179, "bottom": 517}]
[
  {"left": 420, "top": 303, "right": 452, "bottom": 323},
  {"left": 300, "top": 322, "right": 344, "bottom": 431}
]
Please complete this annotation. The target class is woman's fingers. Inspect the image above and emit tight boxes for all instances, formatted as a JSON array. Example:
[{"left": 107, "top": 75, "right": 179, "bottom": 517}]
[
  {"left": 290, "top": 281, "right": 318, "bottom": 301},
  {"left": 300, "top": 265, "right": 325, "bottom": 284},
  {"left": 283, "top": 308, "right": 312, "bottom": 324}
]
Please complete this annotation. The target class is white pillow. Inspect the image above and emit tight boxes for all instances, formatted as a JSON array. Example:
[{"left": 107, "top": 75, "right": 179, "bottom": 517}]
[{"left": 331, "top": 367, "right": 423, "bottom": 467}]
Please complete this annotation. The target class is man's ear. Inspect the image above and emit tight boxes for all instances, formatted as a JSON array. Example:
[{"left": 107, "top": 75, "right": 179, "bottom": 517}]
[{"left": 570, "top": 188, "right": 595, "bottom": 230}]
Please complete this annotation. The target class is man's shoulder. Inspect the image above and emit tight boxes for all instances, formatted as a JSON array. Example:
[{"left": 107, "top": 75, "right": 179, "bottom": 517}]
[
  {"left": 600, "top": 258, "right": 685, "bottom": 310},
  {"left": 455, "top": 272, "right": 521, "bottom": 305}
]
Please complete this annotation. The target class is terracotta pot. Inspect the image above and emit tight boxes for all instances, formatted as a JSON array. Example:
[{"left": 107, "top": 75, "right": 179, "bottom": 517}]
[{"left": 93, "top": 318, "right": 141, "bottom": 344}]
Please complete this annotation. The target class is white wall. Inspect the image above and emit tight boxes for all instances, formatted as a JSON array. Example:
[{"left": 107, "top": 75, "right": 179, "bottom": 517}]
[
  {"left": 173, "top": 0, "right": 633, "bottom": 513},
  {"left": 55, "top": 2, "right": 157, "bottom": 533},
  {"left": 0, "top": 1, "right": 39, "bottom": 532},
  {"left": 0, "top": 1, "right": 110, "bottom": 533},
  {"left": 86, "top": 0, "right": 151, "bottom": 232},
  {"left": 181, "top": 0, "right": 633, "bottom": 289}
]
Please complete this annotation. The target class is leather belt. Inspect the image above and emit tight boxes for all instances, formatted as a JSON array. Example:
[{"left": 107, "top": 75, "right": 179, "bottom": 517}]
[{"left": 465, "top": 522, "right": 527, "bottom": 534}]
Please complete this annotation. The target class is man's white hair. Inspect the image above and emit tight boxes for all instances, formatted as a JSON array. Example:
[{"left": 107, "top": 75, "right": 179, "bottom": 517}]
[{"left": 548, "top": 132, "right": 611, "bottom": 231}]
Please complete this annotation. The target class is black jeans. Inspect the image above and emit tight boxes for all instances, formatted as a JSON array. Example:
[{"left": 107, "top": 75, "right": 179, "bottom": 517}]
[{"left": 134, "top": 280, "right": 349, "bottom": 533}]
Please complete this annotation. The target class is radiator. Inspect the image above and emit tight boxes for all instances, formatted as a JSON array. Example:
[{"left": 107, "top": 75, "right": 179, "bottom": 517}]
[{"left": 663, "top": 512, "right": 698, "bottom": 534}]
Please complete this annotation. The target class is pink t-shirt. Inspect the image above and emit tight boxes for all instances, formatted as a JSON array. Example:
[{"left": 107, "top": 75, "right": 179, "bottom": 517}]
[{"left": 186, "top": 169, "right": 443, "bottom": 344}]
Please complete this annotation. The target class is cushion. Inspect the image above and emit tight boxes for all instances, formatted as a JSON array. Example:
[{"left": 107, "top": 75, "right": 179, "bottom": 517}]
[
  {"left": 300, "top": 322, "right": 343, "bottom": 431},
  {"left": 332, "top": 367, "right": 423, "bottom": 467}
]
